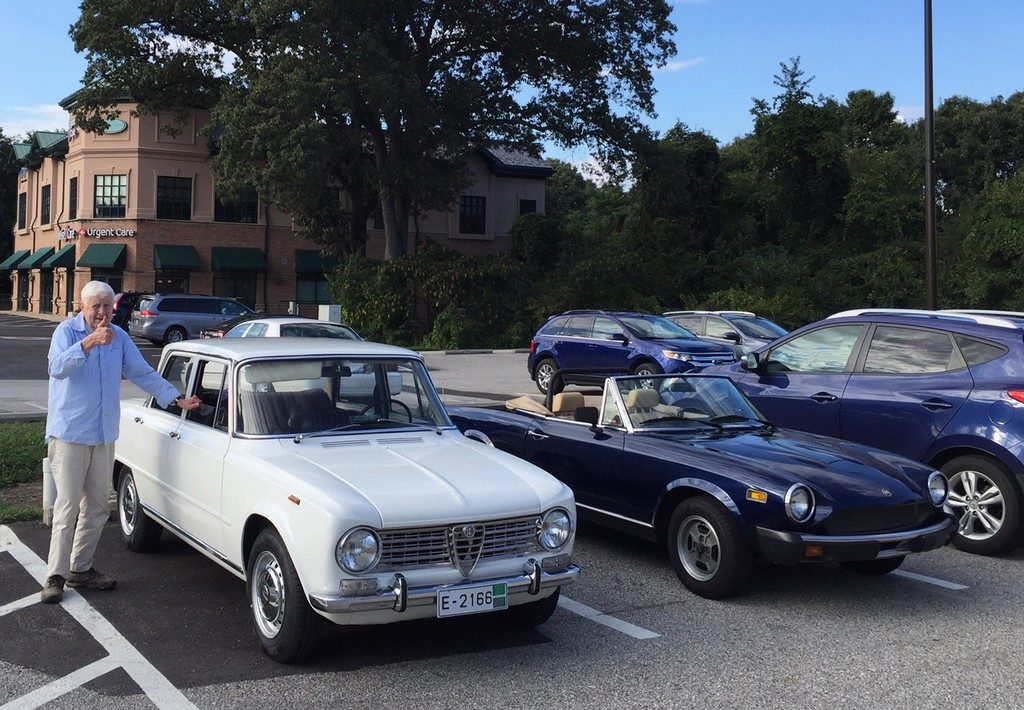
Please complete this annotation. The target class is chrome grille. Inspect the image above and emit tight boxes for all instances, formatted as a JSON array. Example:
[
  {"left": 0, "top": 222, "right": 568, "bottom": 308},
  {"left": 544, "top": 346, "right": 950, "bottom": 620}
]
[
  {"left": 378, "top": 515, "right": 540, "bottom": 570},
  {"left": 690, "top": 353, "right": 735, "bottom": 368}
]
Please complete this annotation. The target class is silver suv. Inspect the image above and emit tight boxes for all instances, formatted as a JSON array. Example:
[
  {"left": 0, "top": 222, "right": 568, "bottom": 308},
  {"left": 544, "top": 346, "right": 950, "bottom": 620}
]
[
  {"left": 128, "top": 294, "right": 254, "bottom": 344},
  {"left": 663, "top": 310, "right": 787, "bottom": 356}
]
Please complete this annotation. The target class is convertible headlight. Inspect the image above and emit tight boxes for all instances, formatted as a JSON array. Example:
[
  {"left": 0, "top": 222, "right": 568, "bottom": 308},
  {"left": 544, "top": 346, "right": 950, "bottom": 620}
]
[
  {"left": 336, "top": 527, "right": 381, "bottom": 573},
  {"left": 538, "top": 508, "right": 572, "bottom": 550},
  {"left": 928, "top": 471, "right": 948, "bottom": 506},
  {"left": 662, "top": 350, "right": 692, "bottom": 362},
  {"left": 784, "top": 484, "right": 815, "bottom": 524}
]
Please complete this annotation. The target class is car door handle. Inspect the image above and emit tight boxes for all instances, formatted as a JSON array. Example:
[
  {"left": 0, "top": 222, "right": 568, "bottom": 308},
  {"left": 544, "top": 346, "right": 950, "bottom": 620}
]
[
  {"left": 809, "top": 392, "right": 838, "bottom": 403},
  {"left": 168, "top": 431, "right": 181, "bottom": 439},
  {"left": 134, "top": 417, "right": 143, "bottom": 424},
  {"left": 527, "top": 430, "right": 549, "bottom": 440},
  {"left": 920, "top": 398, "right": 953, "bottom": 411}
]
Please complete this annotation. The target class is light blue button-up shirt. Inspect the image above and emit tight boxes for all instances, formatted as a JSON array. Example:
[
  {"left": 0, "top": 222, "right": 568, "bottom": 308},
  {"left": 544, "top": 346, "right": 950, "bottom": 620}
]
[{"left": 47, "top": 314, "right": 180, "bottom": 445}]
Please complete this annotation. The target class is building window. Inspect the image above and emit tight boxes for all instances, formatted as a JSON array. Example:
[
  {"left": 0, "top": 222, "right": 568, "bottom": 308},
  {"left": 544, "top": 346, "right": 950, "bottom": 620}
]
[
  {"left": 17, "top": 193, "right": 26, "bottom": 229},
  {"left": 41, "top": 185, "right": 51, "bottom": 224},
  {"left": 296, "top": 274, "right": 333, "bottom": 304},
  {"left": 213, "top": 271, "right": 257, "bottom": 310},
  {"left": 519, "top": 199, "right": 537, "bottom": 215},
  {"left": 157, "top": 176, "right": 193, "bottom": 220},
  {"left": 89, "top": 268, "right": 124, "bottom": 294},
  {"left": 459, "top": 195, "right": 486, "bottom": 234},
  {"left": 155, "top": 269, "right": 190, "bottom": 294},
  {"left": 94, "top": 175, "right": 127, "bottom": 218},
  {"left": 68, "top": 177, "right": 78, "bottom": 220},
  {"left": 214, "top": 188, "right": 258, "bottom": 223}
]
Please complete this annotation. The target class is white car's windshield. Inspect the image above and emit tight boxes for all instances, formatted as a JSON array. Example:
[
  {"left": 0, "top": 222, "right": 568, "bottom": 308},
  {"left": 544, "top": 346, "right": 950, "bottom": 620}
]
[{"left": 237, "top": 357, "right": 451, "bottom": 436}]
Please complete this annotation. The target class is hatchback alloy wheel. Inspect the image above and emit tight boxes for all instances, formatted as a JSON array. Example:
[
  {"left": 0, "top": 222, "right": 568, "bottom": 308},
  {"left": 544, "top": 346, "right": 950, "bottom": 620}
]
[{"left": 946, "top": 468, "right": 1005, "bottom": 541}]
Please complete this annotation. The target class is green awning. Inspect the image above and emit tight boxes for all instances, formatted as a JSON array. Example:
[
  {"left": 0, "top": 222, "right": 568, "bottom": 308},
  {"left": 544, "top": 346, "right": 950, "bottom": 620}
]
[
  {"left": 42, "top": 243, "right": 75, "bottom": 269},
  {"left": 294, "top": 249, "right": 340, "bottom": 273},
  {"left": 0, "top": 250, "right": 30, "bottom": 270},
  {"left": 18, "top": 247, "right": 56, "bottom": 270},
  {"left": 78, "top": 243, "right": 127, "bottom": 269},
  {"left": 211, "top": 247, "right": 266, "bottom": 272},
  {"left": 154, "top": 244, "right": 200, "bottom": 270}
]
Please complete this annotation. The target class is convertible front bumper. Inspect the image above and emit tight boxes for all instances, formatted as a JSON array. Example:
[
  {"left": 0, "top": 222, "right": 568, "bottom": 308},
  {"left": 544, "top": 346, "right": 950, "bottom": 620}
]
[
  {"left": 755, "top": 515, "right": 956, "bottom": 565},
  {"left": 308, "top": 562, "right": 581, "bottom": 614}
]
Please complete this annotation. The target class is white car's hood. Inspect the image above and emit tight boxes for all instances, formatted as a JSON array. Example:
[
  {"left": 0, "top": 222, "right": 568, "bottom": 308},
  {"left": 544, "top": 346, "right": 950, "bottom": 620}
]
[{"left": 289, "top": 433, "right": 564, "bottom": 527}]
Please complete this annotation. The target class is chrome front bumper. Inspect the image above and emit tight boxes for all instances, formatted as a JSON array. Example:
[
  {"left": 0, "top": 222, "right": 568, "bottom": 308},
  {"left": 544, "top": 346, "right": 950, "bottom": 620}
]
[{"left": 309, "top": 562, "right": 582, "bottom": 614}]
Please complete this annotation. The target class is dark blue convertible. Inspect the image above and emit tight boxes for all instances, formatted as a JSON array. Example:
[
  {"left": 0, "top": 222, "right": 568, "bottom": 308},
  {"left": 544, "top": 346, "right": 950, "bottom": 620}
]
[{"left": 449, "top": 374, "right": 956, "bottom": 599}]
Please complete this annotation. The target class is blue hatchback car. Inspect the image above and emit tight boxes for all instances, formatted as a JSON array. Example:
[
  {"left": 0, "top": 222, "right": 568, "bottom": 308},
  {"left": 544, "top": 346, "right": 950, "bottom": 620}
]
[
  {"left": 528, "top": 310, "right": 735, "bottom": 395},
  {"left": 710, "top": 308, "right": 1024, "bottom": 556}
]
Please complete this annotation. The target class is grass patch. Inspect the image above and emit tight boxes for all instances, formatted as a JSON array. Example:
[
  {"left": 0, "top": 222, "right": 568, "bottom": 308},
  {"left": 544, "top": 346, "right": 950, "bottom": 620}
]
[
  {"left": 0, "top": 500, "right": 40, "bottom": 523},
  {"left": 0, "top": 421, "right": 47, "bottom": 488}
]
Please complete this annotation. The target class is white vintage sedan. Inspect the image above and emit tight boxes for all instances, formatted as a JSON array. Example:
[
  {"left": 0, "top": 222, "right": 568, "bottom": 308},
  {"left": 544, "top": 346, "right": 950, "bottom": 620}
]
[{"left": 113, "top": 338, "right": 580, "bottom": 662}]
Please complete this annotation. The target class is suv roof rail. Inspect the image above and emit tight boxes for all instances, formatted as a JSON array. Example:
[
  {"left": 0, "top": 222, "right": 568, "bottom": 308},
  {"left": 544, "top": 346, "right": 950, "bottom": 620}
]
[
  {"left": 827, "top": 308, "right": 1021, "bottom": 330},
  {"left": 664, "top": 310, "right": 756, "bottom": 317},
  {"left": 943, "top": 309, "right": 1024, "bottom": 319}
]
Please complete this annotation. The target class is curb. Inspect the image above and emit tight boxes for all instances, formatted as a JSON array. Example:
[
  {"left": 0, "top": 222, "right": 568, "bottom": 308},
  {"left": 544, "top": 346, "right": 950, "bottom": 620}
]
[
  {"left": 419, "top": 348, "right": 531, "bottom": 355},
  {"left": 0, "top": 414, "right": 47, "bottom": 424}
]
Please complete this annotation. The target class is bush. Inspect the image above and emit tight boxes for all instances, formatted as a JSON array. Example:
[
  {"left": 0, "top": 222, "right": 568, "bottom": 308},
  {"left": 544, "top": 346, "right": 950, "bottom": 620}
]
[{"left": 0, "top": 421, "right": 46, "bottom": 488}]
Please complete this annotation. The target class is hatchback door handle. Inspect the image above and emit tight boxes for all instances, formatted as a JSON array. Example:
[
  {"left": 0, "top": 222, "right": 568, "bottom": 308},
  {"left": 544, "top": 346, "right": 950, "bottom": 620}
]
[
  {"left": 527, "top": 430, "right": 549, "bottom": 440},
  {"left": 168, "top": 431, "right": 181, "bottom": 439},
  {"left": 809, "top": 392, "right": 838, "bottom": 403},
  {"left": 920, "top": 398, "right": 953, "bottom": 411}
]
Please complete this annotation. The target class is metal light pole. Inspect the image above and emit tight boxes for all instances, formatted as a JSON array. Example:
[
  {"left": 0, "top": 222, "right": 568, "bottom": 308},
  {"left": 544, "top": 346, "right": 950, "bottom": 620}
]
[{"left": 924, "top": 0, "right": 938, "bottom": 309}]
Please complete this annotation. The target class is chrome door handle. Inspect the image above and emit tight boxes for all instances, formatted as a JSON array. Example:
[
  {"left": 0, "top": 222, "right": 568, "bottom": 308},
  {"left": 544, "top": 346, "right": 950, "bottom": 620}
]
[
  {"left": 134, "top": 417, "right": 143, "bottom": 424},
  {"left": 920, "top": 398, "right": 953, "bottom": 411},
  {"left": 809, "top": 392, "right": 838, "bottom": 403},
  {"left": 527, "top": 430, "right": 549, "bottom": 440},
  {"left": 168, "top": 431, "right": 180, "bottom": 439}
]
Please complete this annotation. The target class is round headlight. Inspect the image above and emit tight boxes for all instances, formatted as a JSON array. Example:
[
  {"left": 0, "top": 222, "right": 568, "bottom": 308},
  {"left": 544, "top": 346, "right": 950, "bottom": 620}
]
[
  {"left": 336, "top": 527, "right": 381, "bottom": 573},
  {"left": 928, "top": 471, "right": 948, "bottom": 506},
  {"left": 785, "top": 484, "right": 815, "bottom": 524},
  {"left": 538, "top": 508, "right": 572, "bottom": 550}
]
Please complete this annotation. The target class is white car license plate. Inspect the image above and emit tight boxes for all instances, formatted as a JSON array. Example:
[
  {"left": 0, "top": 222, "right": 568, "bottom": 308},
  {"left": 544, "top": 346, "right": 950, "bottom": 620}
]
[{"left": 436, "top": 583, "right": 508, "bottom": 618}]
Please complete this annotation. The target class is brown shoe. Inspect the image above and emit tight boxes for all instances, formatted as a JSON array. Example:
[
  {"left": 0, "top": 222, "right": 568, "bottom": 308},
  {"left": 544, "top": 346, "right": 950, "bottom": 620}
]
[
  {"left": 40, "top": 575, "right": 65, "bottom": 604},
  {"left": 67, "top": 567, "right": 117, "bottom": 590}
]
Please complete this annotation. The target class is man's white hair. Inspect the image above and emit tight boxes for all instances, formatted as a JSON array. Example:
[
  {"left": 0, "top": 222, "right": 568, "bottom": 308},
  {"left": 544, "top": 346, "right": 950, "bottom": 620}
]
[{"left": 80, "top": 280, "right": 116, "bottom": 303}]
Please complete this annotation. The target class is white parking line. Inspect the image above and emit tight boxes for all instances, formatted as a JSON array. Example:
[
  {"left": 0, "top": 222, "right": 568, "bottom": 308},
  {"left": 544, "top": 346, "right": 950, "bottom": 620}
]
[
  {"left": 0, "top": 525, "right": 198, "bottom": 709},
  {"left": 0, "top": 656, "right": 121, "bottom": 710},
  {"left": 0, "top": 593, "right": 39, "bottom": 617},
  {"left": 892, "top": 569, "right": 968, "bottom": 591},
  {"left": 558, "top": 596, "right": 660, "bottom": 640}
]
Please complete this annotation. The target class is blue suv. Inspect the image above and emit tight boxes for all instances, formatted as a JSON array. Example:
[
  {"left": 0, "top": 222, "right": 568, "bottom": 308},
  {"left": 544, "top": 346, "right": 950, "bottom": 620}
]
[
  {"left": 711, "top": 308, "right": 1024, "bottom": 556},
  {"left": 528, "top": 310, "right": 735, "bottom": 395}
]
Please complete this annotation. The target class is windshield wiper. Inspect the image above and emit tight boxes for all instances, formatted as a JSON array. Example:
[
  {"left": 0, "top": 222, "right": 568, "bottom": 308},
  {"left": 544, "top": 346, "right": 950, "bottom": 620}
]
[
  {"left": 294, "top": 419, "right": 433, "bottom": 442},
  {"left": 708, "top": 414, "right": 774, "bottom": 431}
]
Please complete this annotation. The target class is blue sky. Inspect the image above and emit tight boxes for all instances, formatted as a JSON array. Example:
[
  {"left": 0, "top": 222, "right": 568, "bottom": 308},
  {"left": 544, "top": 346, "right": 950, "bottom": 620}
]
[{"left": 2, "top": 1, "right": 1023, "bottom": 157}]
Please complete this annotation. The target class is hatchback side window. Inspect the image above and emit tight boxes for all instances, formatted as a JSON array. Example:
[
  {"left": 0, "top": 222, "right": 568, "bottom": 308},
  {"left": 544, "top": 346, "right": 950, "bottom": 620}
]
[
  {"left": 705, "top": 317, "right": 737, "bottom": 339},
  {"left": 955, "top": 335, "right": 1008, "bottom": 367},
  {"left": 767, "top": 325, "right": 865, "bottom": 373},
  {"left": 563, "top": 315, "right": 595, "bottom": 338},
  {"left": 186, "top": 359, "right": 229, "bottom": 430},
  {"left": 592, "top": 316, "right": 625, "bottom": 340},
  {"left": 539, "top": 316, "right": 568, "bottom": 336},
  {"left": 150, "top": 354, "right": 192, "bottom": 413},
  {"left": 863, "top": 326, "right": 960, "bottom": 374}
]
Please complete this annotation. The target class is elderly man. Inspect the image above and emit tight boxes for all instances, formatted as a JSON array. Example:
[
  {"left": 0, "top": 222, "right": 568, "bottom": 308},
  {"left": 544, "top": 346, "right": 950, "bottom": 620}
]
[{"left": 42, "top": 280, "right": 201, "bottom": 604}]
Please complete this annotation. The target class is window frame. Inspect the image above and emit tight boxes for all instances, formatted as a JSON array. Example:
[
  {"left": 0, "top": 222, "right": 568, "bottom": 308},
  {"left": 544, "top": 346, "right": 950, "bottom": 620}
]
[
  {"left": 156, "top": 175, "right": 193, "bottom": 220},
  {"left": 765, "top": 325, "right": 867, "bottom": 374},
  {"left": 855, "top": 324, "right": 967, "bottom": 375},
  {"left": 68, "top": 177, "right": 78, "bottom": 220},
  {"left": 458, "top": 195, "right": 486, "bottom": 235},
  {"left": 214, "top": 188, "right": 258, "bottom": 223},
  {"left": 40, "top": 185, "right": 51, "bottom": 225},
  {"left": 94, "top": 174, "right": 128, "bottom": 218},
  {"left": 17, "top": 192, "right": 27, "bottom": 229}
]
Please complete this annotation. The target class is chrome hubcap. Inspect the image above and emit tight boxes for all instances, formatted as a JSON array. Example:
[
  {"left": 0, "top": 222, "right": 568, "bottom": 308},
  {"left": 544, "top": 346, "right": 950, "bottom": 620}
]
[
  {"left": 167, "top": 330, "right": 183, "bottom": 343},
  {"left": 119, "top": 477, "right": 137, "bottom": 536},
  {"left": 251, "top": 551, "right": 285, "bottom": 638},
  {"left": 677, "top": 515, "right": 721, "bottom": 581},
  {"left": 537, "top": 364, "right": 554, "bottom": 391},
  {"left": 945, "top": 469, "right": 1005, "bottom": 541}
]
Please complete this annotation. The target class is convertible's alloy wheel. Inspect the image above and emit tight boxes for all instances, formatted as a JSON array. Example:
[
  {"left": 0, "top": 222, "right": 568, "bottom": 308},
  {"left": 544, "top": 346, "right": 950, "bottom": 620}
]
[
  {"left": 677, "top": 515, "right": 721, "bottom": 582},
  {"left": 252, "top": 550, "right": 286, "bottom": 639},
  {"left": 118, "top": 475, "right": 138, "bottom": 537},
  {"left": 946, "top": 469, "right": 1005, "bottom": 540}
]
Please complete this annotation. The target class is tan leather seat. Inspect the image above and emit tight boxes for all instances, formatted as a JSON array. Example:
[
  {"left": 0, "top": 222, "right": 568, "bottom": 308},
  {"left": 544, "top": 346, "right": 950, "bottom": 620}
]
[
  {"left": 551, "top": 391, "right": 585, "bottom": 416},
  {"left": 624, "top": 388, "right": 662, "bottom": 423}
]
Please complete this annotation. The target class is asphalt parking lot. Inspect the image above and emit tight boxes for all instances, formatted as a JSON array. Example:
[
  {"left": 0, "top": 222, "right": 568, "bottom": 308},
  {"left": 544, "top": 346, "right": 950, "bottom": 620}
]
[{"left": 3, "top": 311, "right": 1024, "bottom": 708}]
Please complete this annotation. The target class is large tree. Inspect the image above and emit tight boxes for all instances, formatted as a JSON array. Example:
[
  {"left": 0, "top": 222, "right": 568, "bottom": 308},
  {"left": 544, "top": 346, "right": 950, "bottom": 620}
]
[
  {"left": 0, "top": 128, "right": 18, "bottom": 258},
  {"left": 70, "top": 0, "right": 676, "bottom": 259}
]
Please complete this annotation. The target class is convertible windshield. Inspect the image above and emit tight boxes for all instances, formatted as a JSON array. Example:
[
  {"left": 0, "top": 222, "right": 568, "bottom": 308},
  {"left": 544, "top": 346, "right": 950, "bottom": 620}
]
[
  {"left": 618, "top": 315, "right": 697, "bottom": 340},
  {"left": 237, "top": 357, "right": 450, "bottom": 436},
  {"left": 610, "top": 375, "right": 766, "bottom": 430}
]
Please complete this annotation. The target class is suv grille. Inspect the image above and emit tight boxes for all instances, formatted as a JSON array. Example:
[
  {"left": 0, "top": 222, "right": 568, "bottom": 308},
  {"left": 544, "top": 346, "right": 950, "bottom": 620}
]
[
  {"left": 377, "top": 515, "right": 541, "bottom": 570},
  {"left": 823, "top": 502, "right": 936, "bottom": 535},
  {"left": 690, "top": 353, "right": 735, "bottom": 367}
]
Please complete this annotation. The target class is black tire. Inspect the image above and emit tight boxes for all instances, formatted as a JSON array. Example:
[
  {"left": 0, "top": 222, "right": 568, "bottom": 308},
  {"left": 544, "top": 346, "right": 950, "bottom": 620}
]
[
  {"left": 942, "top": 455, "right": 1022, "bottom": 556},
  {"left": 667, "top": 496, "right": 752, "bottom": 599},
  {"left": 163, "top": 326, "right": 188, "bottom": 345},
  {"left": 507, "top": 588, "right": 560, "bottom": 629},
  {"left": 632, "top": 361, "right": 662, "bottom": 377},
  {"left": 247, "top": 528, "right": 322, "bottom": 663},
  {"left": 840, "top": 556, "right": 906, "bottom": 575},
  {"left": 534, "top": 358, "right": 560, "bottom": 395},
  {"left": 117, "top": 468, "right": 162, "bottom": 552}
]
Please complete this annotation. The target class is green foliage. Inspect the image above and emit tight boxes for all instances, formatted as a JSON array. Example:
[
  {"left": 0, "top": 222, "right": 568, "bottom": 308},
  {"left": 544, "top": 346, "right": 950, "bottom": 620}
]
[
  {"left": 0, "top": 502, "right": 40, "bottom": 524},
  {"left": 0, "top": 128, "right": 17, "bottom": 258},
  {"left": 0, "top": 422, "right": 47, "bottom": 488}
]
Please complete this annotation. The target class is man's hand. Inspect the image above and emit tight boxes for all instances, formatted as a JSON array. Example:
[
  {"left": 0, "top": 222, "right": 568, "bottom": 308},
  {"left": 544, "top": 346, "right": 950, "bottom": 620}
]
[
  {"left": 82, "top": 319, "right": 114, "bottom": 354},
  {"left": 177, "top": 395, "right": 203, "bottom": 411}
]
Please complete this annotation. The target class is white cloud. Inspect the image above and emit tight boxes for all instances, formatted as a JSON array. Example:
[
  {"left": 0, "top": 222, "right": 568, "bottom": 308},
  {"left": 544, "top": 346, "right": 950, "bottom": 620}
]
[
  {"left": 896, "top": 105, "right": 925, "bottom": 123},
  {"left": 655, "top": 57, "right": 705, "bottom": 73},
  {"left": 0, "top": 104, "right": 70, "bottom": 140}
]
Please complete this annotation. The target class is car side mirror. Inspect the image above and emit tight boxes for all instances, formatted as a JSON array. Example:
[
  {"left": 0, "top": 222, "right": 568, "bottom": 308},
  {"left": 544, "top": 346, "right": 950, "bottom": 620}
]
[
  {"left": 573, "top": 406, "right": 600, "bottom": 428},
  {"left": 722, "top": 331, "right": 741, "bottom": 343},
  {"left": 611, "top": 333, "right": 629, "bottom": 345},
  {"left": 742, "top": 352, "right": 762, "bottom": 371}
]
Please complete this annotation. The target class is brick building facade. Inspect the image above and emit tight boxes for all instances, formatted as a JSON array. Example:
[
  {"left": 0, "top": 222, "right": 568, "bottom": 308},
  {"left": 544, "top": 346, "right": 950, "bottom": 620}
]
[{"left": 3, "top": 99, "right": 552, "bottom": 316}]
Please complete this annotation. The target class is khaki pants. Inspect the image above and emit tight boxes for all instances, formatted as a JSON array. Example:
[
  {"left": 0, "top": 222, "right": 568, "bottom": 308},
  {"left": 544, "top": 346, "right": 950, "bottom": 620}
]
[{"left": 45, "top": 439, "right": 115, "bottom": 579}]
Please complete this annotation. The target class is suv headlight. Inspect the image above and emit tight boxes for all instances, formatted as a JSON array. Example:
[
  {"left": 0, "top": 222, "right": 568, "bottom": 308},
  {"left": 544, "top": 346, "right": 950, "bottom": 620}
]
[
  {"left": 538, "top": 508, "right": 572, "bottom": 550},
  {"left": 336, "top": 527, "right": 381, "bottom": 573},
  {"left": 785, "top": 484, "right": 815, "bottom": 524},
  {"left": 927, "top": 471, "right": 948, "bottom": 506},
  {"left": 662, "top": 350, "right": 692, "bottom": 362}
]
